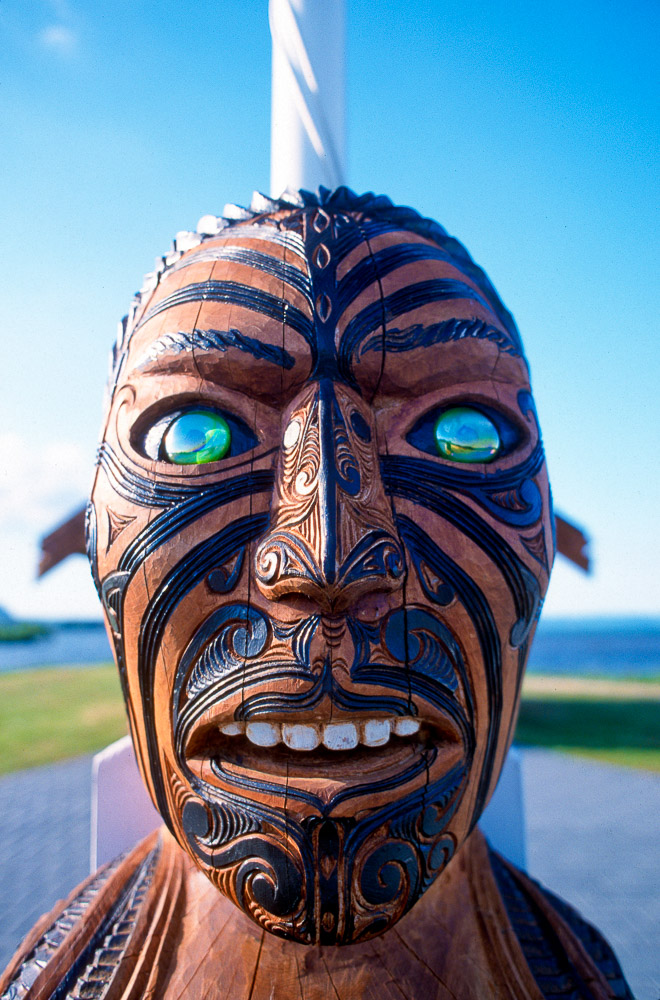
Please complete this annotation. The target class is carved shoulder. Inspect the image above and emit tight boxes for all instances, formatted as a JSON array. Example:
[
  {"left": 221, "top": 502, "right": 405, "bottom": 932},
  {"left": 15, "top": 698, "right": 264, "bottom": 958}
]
[
  {"left": 489, "top": 848, "right": 634, "bottom": 1000},
  {"left": 0, "top": 830, "right": 185, "bottom": 1000}
]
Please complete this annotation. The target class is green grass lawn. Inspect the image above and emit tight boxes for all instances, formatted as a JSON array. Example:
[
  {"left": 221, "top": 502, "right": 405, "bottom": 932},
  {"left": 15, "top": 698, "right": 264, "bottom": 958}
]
[
  {"left": 0, "top": 664, "right": 658, "bottom": 775},
  {"left": 0, "top": 663, "right": 127, "bottom": 775},
  {"left": 516, "top": 675, "right": 660, "bottom": 772}
]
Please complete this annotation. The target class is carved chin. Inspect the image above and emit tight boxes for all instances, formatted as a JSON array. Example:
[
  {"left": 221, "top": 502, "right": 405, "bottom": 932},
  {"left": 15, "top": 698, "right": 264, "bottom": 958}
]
[
  {"left": 163, "top": 596, "right": 476, "bottom": 941},
  {"left": 167, "top": 719, "right": 469, "bottom": 944}
]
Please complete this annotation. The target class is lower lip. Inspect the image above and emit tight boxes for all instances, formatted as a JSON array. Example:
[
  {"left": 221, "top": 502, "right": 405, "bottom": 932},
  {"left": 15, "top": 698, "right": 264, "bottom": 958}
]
[{"left": 186, "top": 726, "right": 462, "bottom": 784}]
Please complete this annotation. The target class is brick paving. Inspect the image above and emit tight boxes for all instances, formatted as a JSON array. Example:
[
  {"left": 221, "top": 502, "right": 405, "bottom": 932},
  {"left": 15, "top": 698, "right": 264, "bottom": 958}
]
[
  {"left": 0, "top": 750, "right": 657, "bottom": 998},
  {"left": 522, "top": 749, "right": 659, "bottom": 1000},
  {"left": 0, "top": 756, "right": 91, "bottom": 972}
]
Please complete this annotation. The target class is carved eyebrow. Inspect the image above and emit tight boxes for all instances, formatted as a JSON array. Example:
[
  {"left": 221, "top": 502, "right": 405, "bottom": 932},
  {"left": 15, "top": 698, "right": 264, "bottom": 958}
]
[
  {"left": 359, "top": 319, "right": 522, "bottom": 358},
  {"left": 134, "top": 279, "right": 314, "bottom": 348},
  {"left": 136, "top": 327, "right": 296, "bottom": 370},
  {"left": 339, "top": 279, "right": 494, "bottom": 365},
  {"left": 337, "top": 242, "right": 455, "bottom": 311}
]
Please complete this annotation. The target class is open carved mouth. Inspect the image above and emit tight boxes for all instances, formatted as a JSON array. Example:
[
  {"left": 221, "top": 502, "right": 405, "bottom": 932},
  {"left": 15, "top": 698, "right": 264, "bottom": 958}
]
[{"left": 184, "top": 712, "right": 464, "bottom": 784}]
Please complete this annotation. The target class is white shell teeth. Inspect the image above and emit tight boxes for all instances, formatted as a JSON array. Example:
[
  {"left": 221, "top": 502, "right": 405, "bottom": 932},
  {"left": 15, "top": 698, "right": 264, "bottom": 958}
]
[
  {"left": 223, "top": 717, "right": 422, "bottom": 750},
  {"left": 282, "top": 724, "right": 321, "bottom": 751},
  {"left": 362, "top": 719, "right": 391, "bottom": 746},
  {"left": 245, "top": 722, "right": 280, "bottom": 747},
  {"left": 219, "top": 721, "right": 244, "bottom": 736},
  {"left": 393, "top": 717, "right": 421, "bottom": 736},
  {"left": 323, "top": 723, "right": 359, "bottom": 750}
]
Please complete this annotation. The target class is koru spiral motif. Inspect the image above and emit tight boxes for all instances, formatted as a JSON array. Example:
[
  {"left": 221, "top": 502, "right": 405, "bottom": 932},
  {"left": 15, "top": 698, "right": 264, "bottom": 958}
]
[{"left": 87, "top": 187, "right": 554, "bottom": 945}]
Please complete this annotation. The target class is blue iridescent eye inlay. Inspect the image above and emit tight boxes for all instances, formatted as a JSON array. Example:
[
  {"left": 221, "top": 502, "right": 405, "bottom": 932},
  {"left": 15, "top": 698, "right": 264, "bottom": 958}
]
[
  {"left": 407, "top": 403, "right": 520, "bottom": 463},
  {"left": 433, "top": 407, "right": 500, "bottom": 463},
  {"left": 140, "top": 405, "right": 258, "bottom": 464},
  {"left": 163, "top": 410, "right": 231, "bottom": 465}
]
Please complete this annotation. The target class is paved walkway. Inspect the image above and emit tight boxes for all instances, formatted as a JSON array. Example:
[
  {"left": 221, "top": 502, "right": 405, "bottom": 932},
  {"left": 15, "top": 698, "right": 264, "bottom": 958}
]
[
  {"left": 522, "top": 750, "right": 659, "bottom": 1000},
  {"left": 0, "top": 756, "right": 91, "bottom": 973},
  {"left": 0, "top": 751, "right": 657, "bottom": 998}
]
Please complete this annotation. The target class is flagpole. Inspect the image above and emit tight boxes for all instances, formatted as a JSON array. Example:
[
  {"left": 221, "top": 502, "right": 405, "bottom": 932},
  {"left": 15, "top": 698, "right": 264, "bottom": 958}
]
[
  {"left": 35, "top": 3, "right": 590, "bottom": 577},
  {"left": 269, "top": 0, "right": 346, "bottom": 196}
]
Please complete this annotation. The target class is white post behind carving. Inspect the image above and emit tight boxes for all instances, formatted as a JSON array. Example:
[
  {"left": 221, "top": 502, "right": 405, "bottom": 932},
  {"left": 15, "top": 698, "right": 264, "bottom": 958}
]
[
  {"left": 92, "top": 2, "right": 528, "bottom": 874},
  {"left": 269, "top": 0, "right": 346, "bottom": 197},
  {"left": 91, "top": 736, "right": 527, "bottom": 871}
]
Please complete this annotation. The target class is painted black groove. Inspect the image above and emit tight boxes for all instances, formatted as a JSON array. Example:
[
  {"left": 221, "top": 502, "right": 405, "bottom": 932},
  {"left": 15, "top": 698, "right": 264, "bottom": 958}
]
[
  {"left": 138, "top": 514, "right": 269, "bottom": 821},
  {"left": 210, "top": 223, "right": 307, "bottom": 260},
  {"left": 381, "top": 455, "right": 541, "bottom": 645},
  {"left": 175, "top": 663, "right": 316, "bottom": 755},
  {"left": 396, "top": 515, "right": 496, "bottom": 820},
  {"left": 99, "top": 444, "right": 274, "bottom": 512},
  {"left": 286, "top": 189, "right": 523, "bottom": 347},
  {"left": 210, "top": 745, "right": 432, "bottom": 818},
  {"left": 118, "top": 469, "right": 274, "bottom": 575},
  {"left": 339, "top": 279, "right": 492, "bottom": 373},
  {"left": 99, "top": 444, "right": 212, "bottom": 507},
  {"left": 163, "top": 245, "right": 313, "bottom": 305},
  {"left": 382, "top": 447, "right": 545, "bottom": 529},
  {"left": 142, "top": 327, "right": 296, "bottom": 369},
  {"left": 134, "top": 280, "right": 314, "bottom": 347},
  {"left": 329, "top": 216, "right": 437, "bottom": 266},
  {"left": 336, "top": 242, "right": 455, "bottom": 312},
  {"left": 345, "top": 759, "right": 464, "bottom": 852},
  {"left": 359, "top": 317, "right": 521, "bottom": 359}
]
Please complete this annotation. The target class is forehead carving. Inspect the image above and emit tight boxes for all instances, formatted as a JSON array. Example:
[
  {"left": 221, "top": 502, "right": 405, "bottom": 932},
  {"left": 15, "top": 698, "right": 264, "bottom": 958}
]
[
  {"left": 110, "top": 190, "right": 525, "bottom": 407},
  {"left": 90, "top": 188, "right": 552, "bottom": 946}
]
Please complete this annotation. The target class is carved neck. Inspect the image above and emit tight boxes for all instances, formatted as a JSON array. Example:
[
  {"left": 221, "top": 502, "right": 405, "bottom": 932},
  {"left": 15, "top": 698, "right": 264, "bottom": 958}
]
[{"left": 159, "top": 828, "right": 546, "bottom": 999}]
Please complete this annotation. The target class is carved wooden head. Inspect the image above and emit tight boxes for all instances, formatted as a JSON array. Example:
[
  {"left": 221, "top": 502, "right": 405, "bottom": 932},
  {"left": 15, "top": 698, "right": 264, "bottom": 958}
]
[{"left": 87, "top": 189, "right": 554, "bottom": 944}]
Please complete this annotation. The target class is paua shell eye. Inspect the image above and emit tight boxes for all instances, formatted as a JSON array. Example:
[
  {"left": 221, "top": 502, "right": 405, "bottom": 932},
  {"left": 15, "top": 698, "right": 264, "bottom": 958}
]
[
  {"left": 162, "top": 409, "right": 231, "bottom": 464},
  {"left": 434, "top": 407, "right": 501, "bottom": 463}
]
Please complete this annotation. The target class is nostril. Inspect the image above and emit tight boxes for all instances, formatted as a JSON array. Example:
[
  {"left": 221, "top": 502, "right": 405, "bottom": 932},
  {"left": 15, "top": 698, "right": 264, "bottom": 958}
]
[
  {"left": 352, "top": 589, "right": 402, "bottom": 623},
  {"left": 276, "top": 594, "right": 323, "bottom": 616}
]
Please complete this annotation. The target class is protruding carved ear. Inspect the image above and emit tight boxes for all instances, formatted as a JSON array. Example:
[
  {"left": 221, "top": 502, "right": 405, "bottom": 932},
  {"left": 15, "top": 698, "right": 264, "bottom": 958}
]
[
  {"left": 554, "top": 514, "right": 590, "bottom": 572},
  {"left": 35, "top": 507, "right": 592, "bottom": 578},
  {"left": 37, "top": 505, "right": 87, "bottom": 577}
]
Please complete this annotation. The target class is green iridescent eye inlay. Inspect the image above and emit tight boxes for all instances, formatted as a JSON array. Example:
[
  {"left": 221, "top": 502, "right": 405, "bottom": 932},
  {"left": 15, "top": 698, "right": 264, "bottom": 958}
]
[
  {"left": 434, "top": 407, "right": 501, "bottom": 463},
  {"left": 162, "top": 409, "right": 231, "bottom": 464}
]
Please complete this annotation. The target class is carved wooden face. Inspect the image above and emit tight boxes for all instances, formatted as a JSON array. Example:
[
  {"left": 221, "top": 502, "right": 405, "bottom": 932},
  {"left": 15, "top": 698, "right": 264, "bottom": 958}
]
[{"left": 88, "top": 200, "right": 554, "bottom": 945}]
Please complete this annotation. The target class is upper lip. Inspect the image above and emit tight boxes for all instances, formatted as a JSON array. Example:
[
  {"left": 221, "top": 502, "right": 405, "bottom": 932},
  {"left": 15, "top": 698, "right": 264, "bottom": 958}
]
[{"left": 183, "top": 704, "right": 464, "bottom": 764}]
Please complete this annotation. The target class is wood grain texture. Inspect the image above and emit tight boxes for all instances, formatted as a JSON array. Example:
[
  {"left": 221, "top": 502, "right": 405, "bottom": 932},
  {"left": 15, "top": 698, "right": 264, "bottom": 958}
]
[
  {"left": 15, "top": 190, "right": 626, "bottom": 998},
  {"left": 1, "top": 828, "right": 623, "bottom": 998},
  {"left": 35, "top": 506, "right": 592, "bottom": 577}
]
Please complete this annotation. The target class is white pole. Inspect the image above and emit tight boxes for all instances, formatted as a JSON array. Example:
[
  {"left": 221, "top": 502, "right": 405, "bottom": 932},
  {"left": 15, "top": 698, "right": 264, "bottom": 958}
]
[{"left": 269, "top": 0, "right": 346, "bottom": 197}]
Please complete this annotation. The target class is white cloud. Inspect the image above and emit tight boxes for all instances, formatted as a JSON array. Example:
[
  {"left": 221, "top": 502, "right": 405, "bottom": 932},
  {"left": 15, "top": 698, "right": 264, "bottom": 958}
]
[
  {"left": 39, "top": 23, "right": 78, "bottom": 54},
  {"left": 0, "top": 431, "right": 92, "bottom": 533},
  {"left": 0, "top": 432, "right": 97, "bottom": 619}
]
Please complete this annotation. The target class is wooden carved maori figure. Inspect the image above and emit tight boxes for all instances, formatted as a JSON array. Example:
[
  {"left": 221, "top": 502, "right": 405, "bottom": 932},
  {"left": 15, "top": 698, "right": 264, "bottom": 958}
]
[{"left": 1, "top": 189, "right": 632, "bottom": 998}]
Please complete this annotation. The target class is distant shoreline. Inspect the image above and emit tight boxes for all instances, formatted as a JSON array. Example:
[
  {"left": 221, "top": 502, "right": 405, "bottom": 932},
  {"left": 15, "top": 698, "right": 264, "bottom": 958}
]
[{"left": 1, "top": 618, "right": 660, "bottom": 676}]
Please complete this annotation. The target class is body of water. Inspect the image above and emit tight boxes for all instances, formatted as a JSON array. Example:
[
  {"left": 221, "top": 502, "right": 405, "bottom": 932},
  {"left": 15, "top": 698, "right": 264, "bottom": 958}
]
[
  {"left": 1, "top": 617, "right": 659, "bottom": 677},
  {"left": 0, "top": 624, "right": 112, "bottom": 671},
  {"left": 527, "top": 617, "right": 660, "bottom": 677}
]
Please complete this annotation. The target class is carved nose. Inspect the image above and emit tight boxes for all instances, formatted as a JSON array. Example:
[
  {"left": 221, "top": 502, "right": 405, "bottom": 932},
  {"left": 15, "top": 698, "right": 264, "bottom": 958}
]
[{"left": 254, "top": 381, "right": 405, "bottom": 613}]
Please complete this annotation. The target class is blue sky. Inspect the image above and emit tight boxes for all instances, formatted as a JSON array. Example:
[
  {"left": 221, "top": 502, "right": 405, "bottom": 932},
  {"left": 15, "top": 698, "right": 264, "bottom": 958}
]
[{"left": 1, "top": 0, "right": 658, "bottom": 620}]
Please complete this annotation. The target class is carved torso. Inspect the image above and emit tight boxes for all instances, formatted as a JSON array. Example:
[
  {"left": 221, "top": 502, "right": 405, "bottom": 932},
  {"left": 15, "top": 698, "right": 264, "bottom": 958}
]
[
  {"left": 3, "top": 189, "right": 633, "bottom": 997},
  {"left": 0, "top": 829, "right": 630, "bottom": 1000}
]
